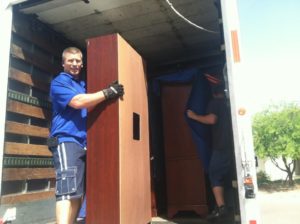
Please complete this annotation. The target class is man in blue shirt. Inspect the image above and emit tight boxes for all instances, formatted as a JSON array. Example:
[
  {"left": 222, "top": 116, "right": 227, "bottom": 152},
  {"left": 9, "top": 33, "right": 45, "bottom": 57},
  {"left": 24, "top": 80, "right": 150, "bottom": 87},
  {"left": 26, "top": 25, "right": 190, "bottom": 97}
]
[{"left": 49, "top": 47, "right": 124, "bottom": 224}]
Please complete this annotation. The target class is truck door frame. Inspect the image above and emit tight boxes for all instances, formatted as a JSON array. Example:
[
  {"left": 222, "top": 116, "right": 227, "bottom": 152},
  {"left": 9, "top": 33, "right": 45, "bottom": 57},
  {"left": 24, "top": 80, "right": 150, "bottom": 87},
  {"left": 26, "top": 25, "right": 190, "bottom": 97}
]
[
  {"left": 221, "top": 0, "right": 261, "bottom": 223},
  {"left": 0, "top": 1, "right": 18, "bottom": 195}
]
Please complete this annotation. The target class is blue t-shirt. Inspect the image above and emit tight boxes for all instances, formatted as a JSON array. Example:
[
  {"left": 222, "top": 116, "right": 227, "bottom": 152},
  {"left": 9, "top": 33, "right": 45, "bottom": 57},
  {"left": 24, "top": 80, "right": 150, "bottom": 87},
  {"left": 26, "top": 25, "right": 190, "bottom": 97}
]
[
  {"left": 50, "top": 72, "right": 87, "bottom": 147},
  {"left": 206, "top": 97, "right": 233, "bottom": 151}
]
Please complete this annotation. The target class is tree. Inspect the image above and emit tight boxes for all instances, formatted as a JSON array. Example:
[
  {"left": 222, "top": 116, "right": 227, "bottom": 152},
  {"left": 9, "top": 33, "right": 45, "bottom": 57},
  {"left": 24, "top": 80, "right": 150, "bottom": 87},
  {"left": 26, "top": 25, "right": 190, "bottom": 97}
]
[{"left": 252, "top": 103, "right": 300, "bottom": 186}]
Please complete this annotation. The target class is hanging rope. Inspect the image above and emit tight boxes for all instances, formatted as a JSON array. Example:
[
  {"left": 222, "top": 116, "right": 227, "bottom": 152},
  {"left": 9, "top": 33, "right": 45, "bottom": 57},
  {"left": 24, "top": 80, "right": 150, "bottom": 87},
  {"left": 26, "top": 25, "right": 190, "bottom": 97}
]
[{"left": 165, "top": 0, "right": 219, "bottom": 34}]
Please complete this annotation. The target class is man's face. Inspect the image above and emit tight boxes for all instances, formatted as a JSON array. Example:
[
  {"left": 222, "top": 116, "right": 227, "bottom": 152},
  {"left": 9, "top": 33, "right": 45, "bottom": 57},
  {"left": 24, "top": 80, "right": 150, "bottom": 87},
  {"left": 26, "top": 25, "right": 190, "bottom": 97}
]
[{"left": 62, "top": 52, "right": 83, "bottom": 77}]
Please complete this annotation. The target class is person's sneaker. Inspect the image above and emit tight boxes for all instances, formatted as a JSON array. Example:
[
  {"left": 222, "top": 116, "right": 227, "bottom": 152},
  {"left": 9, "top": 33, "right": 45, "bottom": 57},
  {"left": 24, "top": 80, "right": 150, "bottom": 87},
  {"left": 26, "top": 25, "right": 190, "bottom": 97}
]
[{"left": 206, "top": 205, "right": 230, "bottom": 222}]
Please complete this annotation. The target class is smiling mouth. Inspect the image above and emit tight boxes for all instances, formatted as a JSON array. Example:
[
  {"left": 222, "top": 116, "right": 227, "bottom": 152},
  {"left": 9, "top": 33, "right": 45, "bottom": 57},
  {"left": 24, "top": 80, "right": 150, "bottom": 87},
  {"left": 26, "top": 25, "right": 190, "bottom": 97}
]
[{"left": 71, "top": 67, "right": 80, "bottom": 72}]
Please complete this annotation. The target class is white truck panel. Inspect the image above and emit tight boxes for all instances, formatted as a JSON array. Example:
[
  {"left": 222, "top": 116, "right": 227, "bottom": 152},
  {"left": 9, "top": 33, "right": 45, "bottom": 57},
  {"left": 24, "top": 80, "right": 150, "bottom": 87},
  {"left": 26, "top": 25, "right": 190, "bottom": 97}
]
[
  {"left": 221, "top": 0, "right": 261, "bottom": 223},
  {"left": 0, "top": 2, "right": 13, "bottom": 195}
]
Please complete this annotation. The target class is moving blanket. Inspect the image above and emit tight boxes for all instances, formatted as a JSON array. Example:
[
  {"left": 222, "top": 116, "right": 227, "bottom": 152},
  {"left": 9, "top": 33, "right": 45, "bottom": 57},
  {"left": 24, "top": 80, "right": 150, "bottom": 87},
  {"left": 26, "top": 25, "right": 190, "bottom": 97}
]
[{"left": 185, "top": 73, "right": 212, "bottom": 172}]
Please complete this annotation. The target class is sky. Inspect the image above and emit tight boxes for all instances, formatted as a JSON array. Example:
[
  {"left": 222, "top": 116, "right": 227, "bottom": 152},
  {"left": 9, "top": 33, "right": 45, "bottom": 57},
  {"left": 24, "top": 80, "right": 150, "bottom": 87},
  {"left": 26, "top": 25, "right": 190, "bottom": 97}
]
[{"left": 237, "top": 0, "right": 300, "bottom": 114}]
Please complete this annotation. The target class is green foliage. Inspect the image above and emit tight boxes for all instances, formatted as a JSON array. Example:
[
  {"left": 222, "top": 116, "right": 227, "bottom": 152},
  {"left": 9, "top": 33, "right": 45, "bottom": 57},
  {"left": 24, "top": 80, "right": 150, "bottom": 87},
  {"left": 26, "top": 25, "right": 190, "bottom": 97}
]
[
  {"left": 256, "top": 170, "right": 271, "bottom": 187},
  {"left": 252, "top": 102, "right": 300, "bottom": 185},
  {"left": 252, "top": 103, "right": 300, "bottom": 160}
]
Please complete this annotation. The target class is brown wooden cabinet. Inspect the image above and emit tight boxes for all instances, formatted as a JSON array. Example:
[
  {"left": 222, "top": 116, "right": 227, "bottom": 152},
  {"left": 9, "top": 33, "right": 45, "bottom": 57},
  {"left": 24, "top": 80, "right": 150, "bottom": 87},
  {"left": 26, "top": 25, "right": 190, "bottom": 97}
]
[
  {"left": 161, "top": 84, "right": 208, "bottom": 218},
  {"left": 86, "top": 34, "right": 151, "bottom": 224}
]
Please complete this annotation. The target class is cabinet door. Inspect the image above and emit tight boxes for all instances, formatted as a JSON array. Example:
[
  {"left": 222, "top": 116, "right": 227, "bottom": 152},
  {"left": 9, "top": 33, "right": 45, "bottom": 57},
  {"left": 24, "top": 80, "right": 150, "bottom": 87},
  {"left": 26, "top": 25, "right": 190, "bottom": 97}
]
[
  {"left": 161, "top": 84, "right": 208, "bottom": 218},
  {"left": 86, "top": 34, "right": 151, "bottom": 224}
]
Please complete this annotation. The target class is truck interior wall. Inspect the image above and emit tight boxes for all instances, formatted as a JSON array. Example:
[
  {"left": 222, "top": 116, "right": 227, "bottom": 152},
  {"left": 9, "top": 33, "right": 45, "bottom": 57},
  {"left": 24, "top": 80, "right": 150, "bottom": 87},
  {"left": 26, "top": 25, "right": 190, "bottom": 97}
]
[{"left": 0, "top": 11, "right": 76, "bottom": 223}]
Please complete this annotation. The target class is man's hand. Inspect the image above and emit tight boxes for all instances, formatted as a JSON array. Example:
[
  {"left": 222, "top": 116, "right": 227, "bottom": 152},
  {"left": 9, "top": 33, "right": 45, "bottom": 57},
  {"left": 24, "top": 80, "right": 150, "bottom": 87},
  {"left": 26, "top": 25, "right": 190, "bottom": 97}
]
[
  {"left": 187, "top": 109, "right": 197, "bottom": 120},
  {"left": 102, "top": 81, "right": 124, "bottom": 100}
]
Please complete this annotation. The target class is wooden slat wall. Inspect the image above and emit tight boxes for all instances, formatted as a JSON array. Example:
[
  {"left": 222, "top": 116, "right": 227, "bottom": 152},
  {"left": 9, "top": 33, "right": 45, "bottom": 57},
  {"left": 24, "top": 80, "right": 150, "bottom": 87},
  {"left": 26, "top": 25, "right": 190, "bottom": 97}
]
[
  {"left": 5, "top": 142, "right": 51, "bottom": 157},
  {"left": 6, "top": 99, "right": 51, "bottom": 120},
  {"left": 1, "top": 11, "right": 73, "bottom": 204},
  {"left": 9, "top": 68, "right": 49, "bottom": 92},
  {"left": 1, "top": 191, "right": 55, "bottom": 204},
  {"left": 2, "top": 168, "right": 55, "bottom": 181},
  {"left": 6, "top": 121, "right": 49, "bottom": 138},
  {"left": 10, "top": 44, "right": 58, "bottom": 75},
  {"left": 11, "top": 12, "right": 69, "bottom": 58}
]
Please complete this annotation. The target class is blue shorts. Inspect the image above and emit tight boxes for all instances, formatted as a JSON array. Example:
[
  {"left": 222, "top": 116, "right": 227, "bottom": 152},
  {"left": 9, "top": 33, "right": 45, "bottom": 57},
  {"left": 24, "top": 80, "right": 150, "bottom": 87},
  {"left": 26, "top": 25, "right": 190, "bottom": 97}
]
[
  {"left": 50, "top": 142, "right": 86, "bottom": 201},
  {"left": 209, "top": 149, "right": 232, "bottom": 187}
]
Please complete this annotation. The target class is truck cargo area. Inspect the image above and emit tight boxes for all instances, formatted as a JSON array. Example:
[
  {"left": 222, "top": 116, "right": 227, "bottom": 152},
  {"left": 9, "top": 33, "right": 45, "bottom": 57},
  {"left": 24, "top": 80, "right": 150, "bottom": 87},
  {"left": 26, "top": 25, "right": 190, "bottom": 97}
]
[{"left": 1, "top": 0, "right": 239, "bottom": 223}]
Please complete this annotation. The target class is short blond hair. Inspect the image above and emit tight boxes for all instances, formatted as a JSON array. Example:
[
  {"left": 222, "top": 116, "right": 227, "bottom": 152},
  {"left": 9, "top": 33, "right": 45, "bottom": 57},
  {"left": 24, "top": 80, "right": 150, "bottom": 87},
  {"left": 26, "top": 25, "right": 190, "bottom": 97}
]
[{"left": 62, "top": 47, "right": 83, "bottom": 63}]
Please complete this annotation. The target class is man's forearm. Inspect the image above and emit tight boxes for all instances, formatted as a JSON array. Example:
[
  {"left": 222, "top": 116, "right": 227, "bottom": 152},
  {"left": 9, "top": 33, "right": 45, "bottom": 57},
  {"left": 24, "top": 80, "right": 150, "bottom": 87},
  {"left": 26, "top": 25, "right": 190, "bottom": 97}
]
[
  {"left": 192, "top": 114, "right": 213, "bottom": 124},
  {"left": 187, "top": 109, "right": 217, "bottom": 125},
  {"left": 69, "top": 91, "right": 106, "bottom": 109}
]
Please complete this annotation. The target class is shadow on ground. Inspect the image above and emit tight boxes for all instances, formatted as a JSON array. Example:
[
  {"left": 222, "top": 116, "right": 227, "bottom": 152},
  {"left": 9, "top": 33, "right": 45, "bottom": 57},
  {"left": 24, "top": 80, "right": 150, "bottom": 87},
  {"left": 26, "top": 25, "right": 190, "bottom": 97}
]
[{"left": 258, "top": 180, "right": 300, "bottom": 193}]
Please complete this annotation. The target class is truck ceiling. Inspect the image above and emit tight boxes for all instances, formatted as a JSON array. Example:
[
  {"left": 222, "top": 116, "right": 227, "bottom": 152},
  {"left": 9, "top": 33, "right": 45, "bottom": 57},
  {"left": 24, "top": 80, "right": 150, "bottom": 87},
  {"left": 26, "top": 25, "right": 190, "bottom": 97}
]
[{"left": 14, "top": 0, "right": 223, "bottom": 68}]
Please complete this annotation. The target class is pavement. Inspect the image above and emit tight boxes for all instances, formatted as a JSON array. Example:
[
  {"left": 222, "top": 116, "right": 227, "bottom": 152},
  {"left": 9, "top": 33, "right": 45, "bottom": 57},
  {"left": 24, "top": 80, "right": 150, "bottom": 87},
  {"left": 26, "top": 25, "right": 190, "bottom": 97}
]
[
  {"left": 258, "top": 188, "right": 300, "bottom": 224},
  {"left": 151, "top": 212, "right": 235, "bottom": 224}
]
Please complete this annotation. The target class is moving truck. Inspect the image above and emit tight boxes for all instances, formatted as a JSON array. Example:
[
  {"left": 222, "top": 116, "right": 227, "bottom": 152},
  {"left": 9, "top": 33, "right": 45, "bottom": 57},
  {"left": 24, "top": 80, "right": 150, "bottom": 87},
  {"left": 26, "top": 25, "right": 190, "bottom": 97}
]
[{"left": 0, "top": 0, "right": 260, "bottom": 223}]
